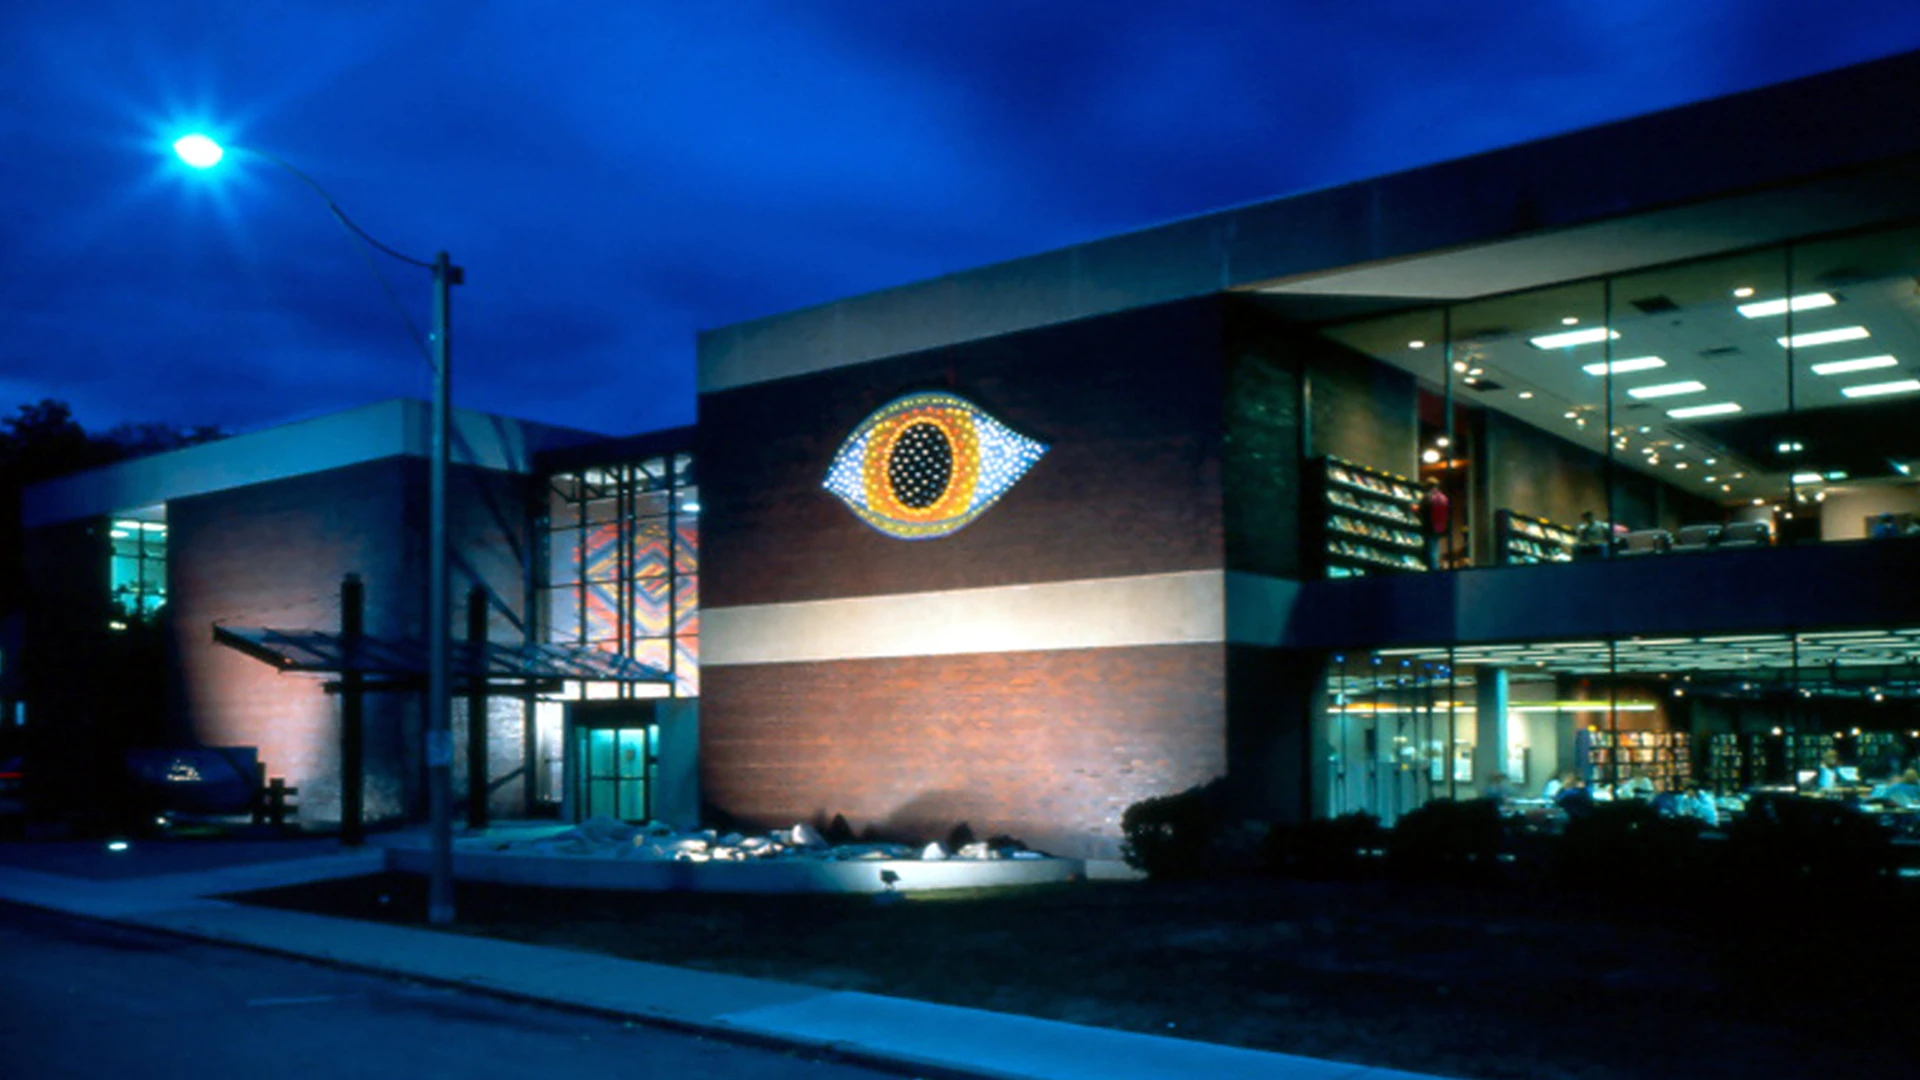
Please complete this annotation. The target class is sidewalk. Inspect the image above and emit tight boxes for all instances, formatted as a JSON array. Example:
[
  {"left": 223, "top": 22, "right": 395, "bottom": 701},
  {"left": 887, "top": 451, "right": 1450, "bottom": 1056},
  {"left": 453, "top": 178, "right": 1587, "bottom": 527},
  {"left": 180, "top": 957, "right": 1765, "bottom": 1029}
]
[{"left": 0, "top": 838, "right": 1456, "bottom": 1080}]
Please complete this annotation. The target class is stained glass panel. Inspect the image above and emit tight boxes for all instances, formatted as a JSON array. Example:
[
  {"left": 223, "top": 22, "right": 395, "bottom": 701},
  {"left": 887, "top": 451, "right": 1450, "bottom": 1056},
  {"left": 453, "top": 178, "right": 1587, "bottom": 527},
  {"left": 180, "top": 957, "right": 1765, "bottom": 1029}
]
[
  {"left": 544, "top": 586, "right": 581, "bottom": 641},
  {"left": 584, "top": 524, "right": 622, "bottom": 582},
  {"left": 630, "top": 519, "right": 671, "bottom": 579},
  {"left": 629, "top": 576, "right": 672, "bottom": 637},
  {"left": 546, "top": 528, "right": 582, "bottom": 586},
  {"left": 674, "top": 576, "right": 699, "bottom": 636},
  {"left": 674, "top": 637, "right": 699, "bottom": 696},
  {"left": 584, "top": 580, "right": 620, "bottom": 640}
]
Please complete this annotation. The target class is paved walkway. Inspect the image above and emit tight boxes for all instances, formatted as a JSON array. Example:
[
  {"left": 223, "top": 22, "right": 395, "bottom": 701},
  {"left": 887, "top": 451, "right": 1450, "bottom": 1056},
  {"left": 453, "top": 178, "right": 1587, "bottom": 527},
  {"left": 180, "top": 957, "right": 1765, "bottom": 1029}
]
[{"left": 0, "top": 838, "right": 1457, "bottom": 1080}]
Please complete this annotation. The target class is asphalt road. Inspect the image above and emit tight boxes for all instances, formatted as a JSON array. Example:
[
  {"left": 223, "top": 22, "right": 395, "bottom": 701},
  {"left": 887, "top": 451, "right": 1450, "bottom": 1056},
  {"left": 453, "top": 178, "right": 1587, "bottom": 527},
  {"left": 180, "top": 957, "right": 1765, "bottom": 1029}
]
[{"left": 0, "top": 903, "right": 905, "bottom": 1080}]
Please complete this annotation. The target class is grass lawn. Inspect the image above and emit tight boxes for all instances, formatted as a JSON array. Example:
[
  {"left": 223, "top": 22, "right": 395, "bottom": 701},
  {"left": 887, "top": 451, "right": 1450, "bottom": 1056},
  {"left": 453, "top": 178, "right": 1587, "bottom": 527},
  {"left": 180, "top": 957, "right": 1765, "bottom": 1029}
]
[{"left": 231, "top": 869, "right": 1917, "bottom": 1080}]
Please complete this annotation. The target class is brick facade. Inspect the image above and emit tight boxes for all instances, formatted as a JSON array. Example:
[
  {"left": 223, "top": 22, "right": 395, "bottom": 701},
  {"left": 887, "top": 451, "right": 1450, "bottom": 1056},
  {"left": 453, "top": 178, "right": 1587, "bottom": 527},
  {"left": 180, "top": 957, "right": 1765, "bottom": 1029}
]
[{"left": 699, "top": 644, "right": 1226, "bottom": 859}]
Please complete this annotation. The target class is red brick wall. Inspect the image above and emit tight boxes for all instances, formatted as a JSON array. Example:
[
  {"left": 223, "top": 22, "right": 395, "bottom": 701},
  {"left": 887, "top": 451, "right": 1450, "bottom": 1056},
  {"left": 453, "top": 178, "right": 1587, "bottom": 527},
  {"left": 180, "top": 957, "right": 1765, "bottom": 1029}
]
[
  {"left": 167, "top": 457, "right": 534, "bottom": 825},
  {"left": 700, "top": 644, "right": 1226, "bottom": 859},
  {"left": 699, "top": 298, "right": 1228, "bottom": 608}
]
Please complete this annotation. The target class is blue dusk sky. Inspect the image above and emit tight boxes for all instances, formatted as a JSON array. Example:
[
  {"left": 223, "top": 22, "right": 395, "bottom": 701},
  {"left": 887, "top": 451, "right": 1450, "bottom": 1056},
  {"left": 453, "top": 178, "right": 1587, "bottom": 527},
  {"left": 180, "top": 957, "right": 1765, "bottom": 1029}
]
[{"left": 5, "top": 1, "right": 1920, "bottom": 438}]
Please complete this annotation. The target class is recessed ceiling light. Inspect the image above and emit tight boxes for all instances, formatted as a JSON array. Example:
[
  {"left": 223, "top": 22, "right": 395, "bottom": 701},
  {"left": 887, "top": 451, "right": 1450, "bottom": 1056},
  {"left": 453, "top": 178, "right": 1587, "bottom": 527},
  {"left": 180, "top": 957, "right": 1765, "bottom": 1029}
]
[
  {"left": 1825, "top": 470, "right": 1848, "bottom": 481},
  {"left": 1675, "top": 463, "right": 1688, "bottom": 470},
  {"left": 1732, "top": 286, "right": 1755, "bottom": 299},
  {"left": 1722, "top": 484, "right": 1732, "bottom": 492},
  {"left": 1409, "top": 340, "right": 1426, "bottom": 349},
  {"left": 1791, "top": 472, "right": 1823, "bottom": 485},
  {"left": 1468, "top": 367, "right": 1484, "bottom": 377},
  {"left": 1667, "top": 402, "right": 1742, "bottom": 418},
  {"left": 1563, "top": 410, "right": 1578, "bottom": 419},
  {"left": 1581, "top": 356, "right": 1666, "bottom": 376},
  {"left": 1839, "top": 378, "right": 1920, "bottom": 400},
  {"left": 1737, "top": 292, "right": 1836, "bottom": 318},
  {"left": 1517, "top": 391, "right": 1534, "bottom": 399},
  {"left": 1627, "top": 380, "right": 1707, "bottom": 399},
  {"left": 1532, "top": 327, "right": 1620, "bottom": 349},
  {"left": 1704, "top": 458, "right": 1716, "bottom": 465},
  {"left": 1454, "top": 361, "right": 1469, "bottom": 372},
  {"left": 1422, "top": 448, "right": 1442, "bottom": 463},
  {"left": 1778, "top": 326, "right": 1870, "bottom": 349},
  {"left": 1704, "top": 475, "right": 1717, "bottom": 483},
  {"left": 1561, "top": 316, "right": 1579, "bottom": 326},
  {"left": 1753, "top": 498, "right": 1766, "bottom": 506},
  {"left": 1811, "top": 354, "right": 1899, "bottom": 376}
]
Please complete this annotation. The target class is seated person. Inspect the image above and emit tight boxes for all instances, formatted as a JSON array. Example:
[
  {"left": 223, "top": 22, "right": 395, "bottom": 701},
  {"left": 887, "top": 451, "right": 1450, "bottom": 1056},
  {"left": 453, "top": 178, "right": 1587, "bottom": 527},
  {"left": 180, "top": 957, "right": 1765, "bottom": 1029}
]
[
  {"left": 1870, "top": 769, "right": 1920, "bottom": 807},
  {"left": 1815, "top": 749, "right": 1845, "bottom": 791},
  {"left": 1482, "top": 772, "right": 1513, "bottom": 804},
  {"left": 1554, "top": 776, "right": 1597, "bottom": 819},
  {"left": 1870, "top": 512, "right": 1901, "bottom": 539},
  {"left": 1679, "top": 784, "right": 1719, "bottom": 827},
  {"left": 1541, "top": 770, "right": 1575, "bottom": 800},
  {"left": 1617, "top": 769, "right": 1657, "bottom": 800}
]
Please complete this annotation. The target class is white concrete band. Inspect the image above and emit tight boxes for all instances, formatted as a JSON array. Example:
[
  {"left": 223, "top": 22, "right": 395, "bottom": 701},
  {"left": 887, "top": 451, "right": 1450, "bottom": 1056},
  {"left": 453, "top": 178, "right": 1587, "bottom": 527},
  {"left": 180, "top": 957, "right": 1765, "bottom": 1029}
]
[{"left": 705, "top": 570, "right": 1229, "bottom": 666}]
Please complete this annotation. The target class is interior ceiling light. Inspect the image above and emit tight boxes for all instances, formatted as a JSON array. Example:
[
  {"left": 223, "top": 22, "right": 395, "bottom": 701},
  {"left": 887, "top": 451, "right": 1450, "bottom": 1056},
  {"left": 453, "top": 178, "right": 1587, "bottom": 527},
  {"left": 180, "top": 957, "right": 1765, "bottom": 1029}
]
[
  {"left": 1667, "top": 402, "right": 1742, "bottom": 418},
  {"left": 1791, "top": 472, "right": 1824, "bottom": 484},
  {"left": 1517, "top": 391, "right": 1534, "bottom": 399},
  {"left": 1532, "top": 327, "right": 1619, "bottom": 350},
  {"left": 1732, "top": 286, "right": 1756, "bottom": 298},
  {"left": 1841, "top": 378, "right": 1920, "bottom": 399},
  {"left": 1581, "top": 355, "right": 1665, "bottom": 376},
  {"left": 1810, "top": 354, "right": 1898, "bottom": 376},
  {"left": 1778, "top": 326, "right": 1870, "bottom": 349},
  {"left": 1408, "top": 340, "right": 1426, "bottom": 349},
  {"left": 1826, "top": 470, "right": 1848, "bottom": 481},
  {"left": 1737, "top": 291, "right": 1837, "bottom": 318},
  {"left": 1561, "top": 316, "right": 1579, "bottom": 326},
  {"left": 1675, "top": 462, "right": 1688, "bottom": 469},
  {"left": 1627, "top": 380, "right": 1707, "bottom": 399}
]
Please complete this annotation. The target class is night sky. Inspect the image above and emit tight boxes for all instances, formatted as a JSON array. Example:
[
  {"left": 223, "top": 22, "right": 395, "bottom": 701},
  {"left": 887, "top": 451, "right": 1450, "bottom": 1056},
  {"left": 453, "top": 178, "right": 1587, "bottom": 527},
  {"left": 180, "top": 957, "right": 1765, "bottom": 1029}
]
[{"left": 7, "top": 2, "right": 1920, "bottom": 440}]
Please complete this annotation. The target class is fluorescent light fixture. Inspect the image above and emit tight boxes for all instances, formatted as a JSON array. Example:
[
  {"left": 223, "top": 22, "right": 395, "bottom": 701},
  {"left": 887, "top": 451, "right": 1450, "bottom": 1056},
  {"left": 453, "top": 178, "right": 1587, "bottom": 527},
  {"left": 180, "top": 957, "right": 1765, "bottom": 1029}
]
[
  {"left": 1666, "top": 402, "right": 1742, "bottom": 418},
  {"left": 1825, "top": 470, "right": 1848, "bottom": 481},
  {"left": 1791, "top": 472, "right": 1823, "bottom": 484},
  {"left": 1517, "top": 391, "right": 1534, "bottom": 399},
  {"left": 1581, "top": 355, "right": 1665, "bottom": 376},
  {"left": 1408, "top": 340, "right": 1426, "bottom": 349},
  {"left": 1841, "top": 378, "right": 1920, "bottom": 399},
  {"left": 1737, "top": 292, "right": 1836, "bottom": 318},
  {"left": 1532, "top": 327, "right": 1620, "bottom": 350},
  {"left": 1778, "top": 326, "right": 1870, "bottom": 349},
  {"left": 1810, "top": 354, "right": 1898, "bottom": 376},
  {"left": 1626, "top": 380, "right": 1706, "bottom": 399},
  {"left": 1733, "top": 286, "right": 1755, "bottom": 298}
]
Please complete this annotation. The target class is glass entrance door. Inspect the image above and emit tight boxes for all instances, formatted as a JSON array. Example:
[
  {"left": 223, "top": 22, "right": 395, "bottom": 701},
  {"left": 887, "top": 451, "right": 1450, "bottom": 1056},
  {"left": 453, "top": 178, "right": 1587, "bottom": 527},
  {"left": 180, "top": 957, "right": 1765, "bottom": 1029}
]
[{"left": 576, "top": 725, "right": 658, "bottom": 822}]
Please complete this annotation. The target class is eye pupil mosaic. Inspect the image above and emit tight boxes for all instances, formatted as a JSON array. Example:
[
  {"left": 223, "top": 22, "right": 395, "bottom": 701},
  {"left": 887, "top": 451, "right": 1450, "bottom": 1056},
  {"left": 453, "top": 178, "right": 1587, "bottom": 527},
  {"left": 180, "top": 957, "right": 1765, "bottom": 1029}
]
[
  {"left": 823, "top": 390, "right": 1048, "bottom": 540},
  {"left": 888, "top": 422, "right": 953, "bottom": 509}
]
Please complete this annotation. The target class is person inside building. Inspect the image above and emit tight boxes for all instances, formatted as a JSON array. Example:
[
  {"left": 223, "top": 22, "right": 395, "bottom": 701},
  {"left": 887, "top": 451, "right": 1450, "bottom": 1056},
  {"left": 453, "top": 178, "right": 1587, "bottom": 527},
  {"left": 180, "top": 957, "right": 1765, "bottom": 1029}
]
[
  {"left": 1617, "top": 768, "right": 1657, "bottom": 800},
  {"left": 1815, "top": 748, "right": 1844, "bottom": 791},
  {"left": 1574, "top": 511, "right": 1611, "bottom": 559},
  {"left": 1421, "top": 478, "right": 1450, "bottom": 570},
  {"left": 1870, "top": 768, "right": 1920, "bottom": 807},
  {"left": 1679, "top": 783, "right": 1719, "bottom": 826},
  {"left": 1541, "top": 770, "right": 1575, "bottom": 800},
  {"left": 1870, "top": 512, "right": 1900, "bottom": 539},
  {"left": 1554, "top": 774, "right": 1596, "bottom": 820},
  {"left": 1482, "top": 771, "right": 1512, "bottom": 806}
]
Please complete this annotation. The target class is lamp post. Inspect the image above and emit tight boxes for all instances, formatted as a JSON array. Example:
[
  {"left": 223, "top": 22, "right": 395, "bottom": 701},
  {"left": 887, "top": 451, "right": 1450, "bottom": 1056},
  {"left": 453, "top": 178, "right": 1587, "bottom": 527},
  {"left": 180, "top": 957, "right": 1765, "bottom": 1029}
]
[{"left": 173, "top": 134, "right": 460, "bottom": 925}]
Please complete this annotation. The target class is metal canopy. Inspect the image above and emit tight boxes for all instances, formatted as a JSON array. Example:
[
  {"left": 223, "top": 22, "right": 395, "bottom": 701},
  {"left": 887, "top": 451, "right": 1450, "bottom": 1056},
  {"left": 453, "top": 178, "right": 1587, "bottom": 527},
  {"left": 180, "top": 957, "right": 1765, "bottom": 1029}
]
[{"left": 213, "top": 625, "right": 671, "bottom": 684}]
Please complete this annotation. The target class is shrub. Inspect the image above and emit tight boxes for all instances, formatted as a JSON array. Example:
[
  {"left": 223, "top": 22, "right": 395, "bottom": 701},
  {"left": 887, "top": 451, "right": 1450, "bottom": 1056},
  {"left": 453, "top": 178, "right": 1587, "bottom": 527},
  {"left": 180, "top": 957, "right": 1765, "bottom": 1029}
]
[
  {"left": 1388, "top": 798, "right": 1505, "bottom": 883},
  {"left": 1724, "top": 792, "right": 1893, "bottom": 892},
  {"left": 1553, "top": 799, "right": 1703, "bottom": 893},
  {"left": 1263, "top": 812, "right": 1387, "bottom": 880},
  {"left": 1120, "top": 780, "right": 1229, "bottom": 879}
]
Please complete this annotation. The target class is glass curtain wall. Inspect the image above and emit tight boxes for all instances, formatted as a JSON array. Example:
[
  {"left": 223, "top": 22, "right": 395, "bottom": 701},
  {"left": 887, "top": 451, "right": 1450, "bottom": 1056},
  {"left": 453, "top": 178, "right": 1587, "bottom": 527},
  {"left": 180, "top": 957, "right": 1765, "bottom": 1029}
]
[
  {"left": 539, "top": 454, "right": 699, "bottom": 698},
  {"left": 1326, "top": 629, "right": 1920, "bottom": 831},
  {"left": 1316, "top": 221, "right": 1920, "bottom": 570}
]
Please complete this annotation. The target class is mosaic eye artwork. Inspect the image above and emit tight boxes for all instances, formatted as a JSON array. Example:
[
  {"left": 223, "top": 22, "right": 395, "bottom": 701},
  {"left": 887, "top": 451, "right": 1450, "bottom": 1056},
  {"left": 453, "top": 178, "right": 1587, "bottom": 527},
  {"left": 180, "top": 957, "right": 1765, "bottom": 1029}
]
[{"left": 822, "top": 391, "right": 1047, "bottom": 540}]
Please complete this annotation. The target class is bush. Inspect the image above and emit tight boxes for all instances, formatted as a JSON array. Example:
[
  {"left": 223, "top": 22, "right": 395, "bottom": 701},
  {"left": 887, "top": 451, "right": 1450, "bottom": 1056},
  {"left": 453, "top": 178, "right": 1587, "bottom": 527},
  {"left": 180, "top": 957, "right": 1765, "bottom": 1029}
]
[
  {"left": 1724, "top": 792, "right": 1894, "bottom": 891},
  {"left": 1263, "top": 812, "right": 1387, "bottom": 880},
  {"left": 1553, "top": 800, "right": 1703, "bottom": 893},
  {"left": 1388, "top": 798, "right": 1505, "bottom": 883},
  {"left": 1120, "top": 780, "right": 1229, "bottom": 879}
]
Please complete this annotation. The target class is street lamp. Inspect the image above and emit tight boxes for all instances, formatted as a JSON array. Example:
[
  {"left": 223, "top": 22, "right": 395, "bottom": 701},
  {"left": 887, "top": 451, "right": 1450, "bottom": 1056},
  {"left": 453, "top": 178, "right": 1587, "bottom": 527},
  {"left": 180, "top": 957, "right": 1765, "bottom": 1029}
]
[{"left": 172, "top": 133, "right": 460, "bottom": 925}]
